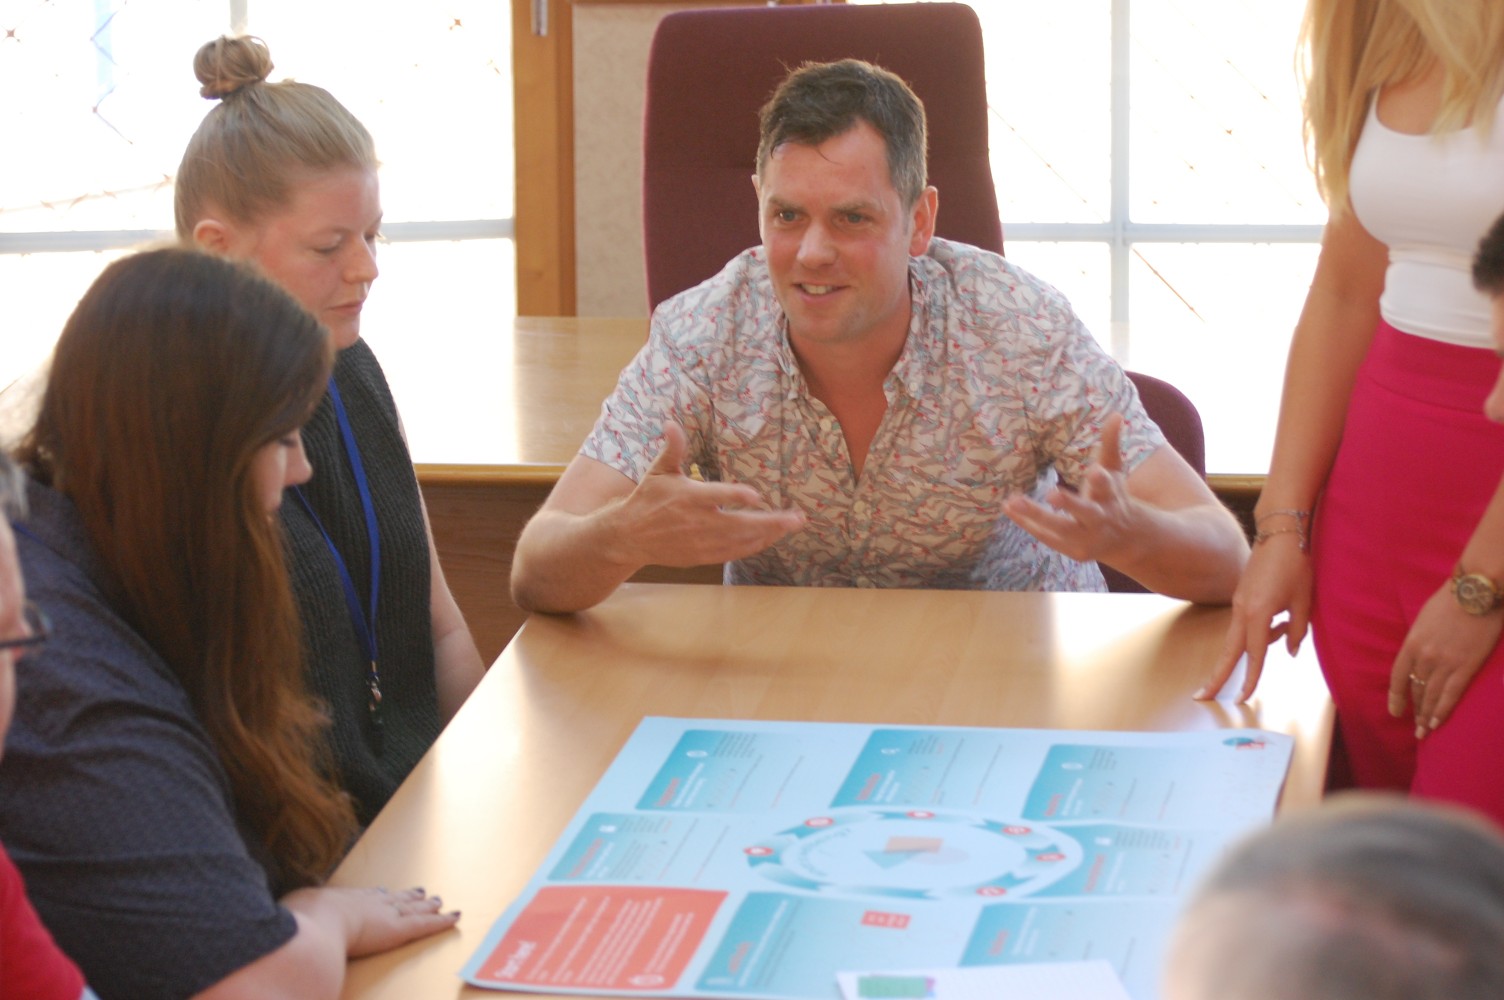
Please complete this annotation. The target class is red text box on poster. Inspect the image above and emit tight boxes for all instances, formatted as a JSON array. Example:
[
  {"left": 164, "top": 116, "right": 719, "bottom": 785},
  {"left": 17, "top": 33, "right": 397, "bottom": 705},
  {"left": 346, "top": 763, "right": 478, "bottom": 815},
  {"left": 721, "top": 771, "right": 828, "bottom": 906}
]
[{"left": 475, "top": 886, "right": 728, "bottom": 991}]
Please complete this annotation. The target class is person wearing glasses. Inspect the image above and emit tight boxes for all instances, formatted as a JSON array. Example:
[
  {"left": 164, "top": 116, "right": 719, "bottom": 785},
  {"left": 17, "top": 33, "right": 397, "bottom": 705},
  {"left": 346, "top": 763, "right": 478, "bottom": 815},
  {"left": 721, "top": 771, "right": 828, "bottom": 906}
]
[
  {"left": 0, "top": 248, "right": 458, "bottom": 999},
  {"left": 0, "top": 458, "right": 90, "bottom": 999},
  {"left": 175, "top": 34, "right": 484, "bottom": 826}
]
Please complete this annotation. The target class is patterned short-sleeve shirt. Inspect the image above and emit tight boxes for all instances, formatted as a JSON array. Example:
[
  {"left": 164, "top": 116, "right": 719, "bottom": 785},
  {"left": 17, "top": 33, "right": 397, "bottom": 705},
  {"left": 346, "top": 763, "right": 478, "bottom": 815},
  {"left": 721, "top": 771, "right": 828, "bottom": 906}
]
[{"left": 583, "top": 237, "right": 1166, "bottom": 591}]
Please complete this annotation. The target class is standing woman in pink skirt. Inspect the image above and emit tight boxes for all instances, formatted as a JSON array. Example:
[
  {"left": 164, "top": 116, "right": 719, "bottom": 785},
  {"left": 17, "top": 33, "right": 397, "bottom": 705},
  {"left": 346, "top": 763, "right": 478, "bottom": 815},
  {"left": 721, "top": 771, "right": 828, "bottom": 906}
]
[{"left": 1206, "top": 0, "right": 1504, "bottom": 821}]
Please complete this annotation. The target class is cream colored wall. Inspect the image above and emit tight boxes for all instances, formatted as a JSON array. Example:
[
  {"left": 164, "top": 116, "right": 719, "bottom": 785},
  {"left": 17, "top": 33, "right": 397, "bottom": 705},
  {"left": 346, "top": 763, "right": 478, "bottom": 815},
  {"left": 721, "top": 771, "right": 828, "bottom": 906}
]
[
  {"left": 573, "top": 4, "right": 667, "bottom": 318},
  {"left": 573, "top": 2, "right": 749, "bottom": 318}
]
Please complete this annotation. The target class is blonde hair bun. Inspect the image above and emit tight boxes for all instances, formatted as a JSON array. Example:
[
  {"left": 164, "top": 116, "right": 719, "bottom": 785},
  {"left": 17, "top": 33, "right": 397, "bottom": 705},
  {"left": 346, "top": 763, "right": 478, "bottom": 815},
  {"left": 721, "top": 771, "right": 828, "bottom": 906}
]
[{"left": 194, "top": 35, "right": 274, "bottom": 100}]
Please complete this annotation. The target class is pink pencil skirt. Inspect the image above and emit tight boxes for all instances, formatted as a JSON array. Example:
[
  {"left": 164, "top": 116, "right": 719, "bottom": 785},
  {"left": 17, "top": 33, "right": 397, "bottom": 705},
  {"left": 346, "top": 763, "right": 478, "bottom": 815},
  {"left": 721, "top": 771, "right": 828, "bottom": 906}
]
[{"left": 1311, "top": 318, "right": 1504, "bottom": 822}]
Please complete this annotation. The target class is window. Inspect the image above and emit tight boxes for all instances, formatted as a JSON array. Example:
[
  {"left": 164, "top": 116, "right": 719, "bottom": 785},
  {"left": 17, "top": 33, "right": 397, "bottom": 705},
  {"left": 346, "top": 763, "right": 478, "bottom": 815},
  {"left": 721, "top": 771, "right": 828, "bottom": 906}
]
[
  {"left": 0, "top": 0, "right": 515, "bottom": 462},
  {"left": 854, "top": 0, "right": 1323, "bottom": 473}
]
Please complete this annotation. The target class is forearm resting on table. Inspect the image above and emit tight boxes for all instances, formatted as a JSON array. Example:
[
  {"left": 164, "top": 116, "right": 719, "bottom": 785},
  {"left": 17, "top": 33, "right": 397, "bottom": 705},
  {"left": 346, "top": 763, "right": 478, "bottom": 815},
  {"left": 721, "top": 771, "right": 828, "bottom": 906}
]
[
  {"left": 193, "top": 886, "right": 455, "bottom": 1000},
  {"left": 511, "top": 502, "right": 645, "bottom": 615},
  {"left": 1108, "top": 502, "right": 1248, "bottom": 605},
  {"left": 191, "top": 893, "right": 352, "bottom": 1000}
]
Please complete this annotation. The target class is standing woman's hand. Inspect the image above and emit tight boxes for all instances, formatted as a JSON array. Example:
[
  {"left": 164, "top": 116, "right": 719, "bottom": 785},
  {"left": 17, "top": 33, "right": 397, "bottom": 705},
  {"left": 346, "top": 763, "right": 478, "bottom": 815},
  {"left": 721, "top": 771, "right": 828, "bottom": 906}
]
[
  {"left": 1388, "top": 584, "right": 1504, "bottom": 739},
  {"left": 1200, "top": 527, "right": 1313, "bottom": 702}
]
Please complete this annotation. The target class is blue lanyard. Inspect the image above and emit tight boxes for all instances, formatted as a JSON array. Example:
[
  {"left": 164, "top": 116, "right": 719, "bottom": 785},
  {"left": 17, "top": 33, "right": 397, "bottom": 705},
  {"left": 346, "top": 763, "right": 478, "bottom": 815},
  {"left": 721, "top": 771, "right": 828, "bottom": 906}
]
[{"left": 294, "top": 377, "right": 383, "bottom": 749}]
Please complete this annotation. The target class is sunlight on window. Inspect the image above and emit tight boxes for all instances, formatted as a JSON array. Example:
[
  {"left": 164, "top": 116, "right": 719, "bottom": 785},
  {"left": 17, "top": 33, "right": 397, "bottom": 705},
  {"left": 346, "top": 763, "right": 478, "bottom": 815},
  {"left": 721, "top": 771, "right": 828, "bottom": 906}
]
[
  {"left": 1130, "top": 0, "right": 1320, "bottom": 225},
  {"left": 0, "top": 1, "right": 225, "bottom": 233},
  {"left": 360, "top": 238, "right": 518, "bottom": 464},
  {"left": 0, "top": 0, "right": 514, "bottom": 412},
  {"left": 982, "top": 2, "right": 1113, "bottom": 225},
  {"left": 852, "top": 0, "right": 1322, "bottom": 473},
  {"left": 245, "top": 2, "right": 513, "bottom": 224}
]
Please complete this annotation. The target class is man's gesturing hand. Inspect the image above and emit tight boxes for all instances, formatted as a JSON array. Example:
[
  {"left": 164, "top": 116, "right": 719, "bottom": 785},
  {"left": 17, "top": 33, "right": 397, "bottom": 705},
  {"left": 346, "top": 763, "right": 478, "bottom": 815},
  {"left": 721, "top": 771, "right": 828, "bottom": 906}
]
[
  {"left": 610, "top": 422, "right": 806, "bottom": 568},
  {"left": 1002, "top": 413, "right": 1142, "bottom": 564}
]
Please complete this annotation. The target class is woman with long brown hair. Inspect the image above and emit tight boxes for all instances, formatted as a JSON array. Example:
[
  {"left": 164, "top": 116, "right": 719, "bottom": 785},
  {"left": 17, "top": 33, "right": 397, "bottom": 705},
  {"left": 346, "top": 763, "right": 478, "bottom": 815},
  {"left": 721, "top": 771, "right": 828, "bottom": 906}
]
[{"left": 0, "top": 247, "right": 457, "bottom": 998}]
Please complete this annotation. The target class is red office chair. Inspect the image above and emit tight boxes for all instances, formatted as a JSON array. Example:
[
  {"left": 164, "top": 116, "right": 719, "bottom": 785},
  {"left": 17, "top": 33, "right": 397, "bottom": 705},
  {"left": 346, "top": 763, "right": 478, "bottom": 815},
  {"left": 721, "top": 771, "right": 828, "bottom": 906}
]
[{"left": 641, "top": 2, "right": 1206, "bottom": 593}]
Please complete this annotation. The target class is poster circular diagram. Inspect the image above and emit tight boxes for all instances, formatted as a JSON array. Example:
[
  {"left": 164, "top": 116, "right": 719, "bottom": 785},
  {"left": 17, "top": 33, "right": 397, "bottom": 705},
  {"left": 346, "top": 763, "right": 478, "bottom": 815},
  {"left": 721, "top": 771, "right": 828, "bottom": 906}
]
[{"left": 743, "top": 809, "right": 1080, "bottom": 899}]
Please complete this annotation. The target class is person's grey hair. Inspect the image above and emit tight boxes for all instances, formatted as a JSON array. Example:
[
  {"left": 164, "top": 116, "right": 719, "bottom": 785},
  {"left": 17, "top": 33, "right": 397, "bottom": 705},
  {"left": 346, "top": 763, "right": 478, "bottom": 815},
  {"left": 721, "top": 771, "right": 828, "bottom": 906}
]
[
  {"left": 756, "top": 59, "right": 928, "bottom": 207},
  {"left": 1165, "top": 794, "right": 1504, "bottom": 1000}
]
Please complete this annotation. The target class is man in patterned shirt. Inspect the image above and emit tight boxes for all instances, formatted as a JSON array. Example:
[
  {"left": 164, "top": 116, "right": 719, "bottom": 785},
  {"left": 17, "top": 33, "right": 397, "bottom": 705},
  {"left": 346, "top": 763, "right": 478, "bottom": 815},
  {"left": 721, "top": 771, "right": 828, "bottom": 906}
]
[{"left": 511, "top": 59, "right": 1248, "bottom": 613}]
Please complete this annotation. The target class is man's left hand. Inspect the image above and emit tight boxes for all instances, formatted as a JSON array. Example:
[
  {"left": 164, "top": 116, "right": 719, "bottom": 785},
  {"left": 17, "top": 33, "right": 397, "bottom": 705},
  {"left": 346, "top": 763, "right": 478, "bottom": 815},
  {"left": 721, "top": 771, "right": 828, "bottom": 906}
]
[{"left": 1003, "top": 413, "right": 1142, "bottom": 565}]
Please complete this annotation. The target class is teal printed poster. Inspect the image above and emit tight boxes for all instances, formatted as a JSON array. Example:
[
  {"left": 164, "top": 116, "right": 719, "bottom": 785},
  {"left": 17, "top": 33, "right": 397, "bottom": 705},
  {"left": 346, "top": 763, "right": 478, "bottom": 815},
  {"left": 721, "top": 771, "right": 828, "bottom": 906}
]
[{"left": 463, "top": 718, "right": 1292, "bottom": 1000}]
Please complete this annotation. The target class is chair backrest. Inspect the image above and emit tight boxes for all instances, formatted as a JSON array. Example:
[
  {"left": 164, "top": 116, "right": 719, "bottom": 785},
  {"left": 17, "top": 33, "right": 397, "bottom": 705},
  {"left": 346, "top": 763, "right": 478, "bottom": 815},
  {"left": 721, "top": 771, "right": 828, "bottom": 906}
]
[
  {"left": 1099, "top": 371, "right": 1208, "bottom": 593},
  {"left": 1129, "top": 371, "right": 1205, "bottom": 478},
  {"left": 642, "top": 2, "right": 1002, "bottom": 311}
]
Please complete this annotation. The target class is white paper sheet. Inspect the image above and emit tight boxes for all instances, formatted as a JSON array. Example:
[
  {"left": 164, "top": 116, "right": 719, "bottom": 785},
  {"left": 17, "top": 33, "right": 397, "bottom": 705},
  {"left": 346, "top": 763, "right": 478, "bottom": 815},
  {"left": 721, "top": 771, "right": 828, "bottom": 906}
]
[{"left": 837, "top": 961, "right": 1132, "bottom": 1000}]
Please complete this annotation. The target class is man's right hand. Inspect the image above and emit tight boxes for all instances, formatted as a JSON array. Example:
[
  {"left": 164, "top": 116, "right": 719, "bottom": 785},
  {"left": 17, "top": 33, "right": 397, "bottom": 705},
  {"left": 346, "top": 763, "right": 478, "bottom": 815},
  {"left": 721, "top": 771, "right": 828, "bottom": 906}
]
[
  {"left": 607, "top": 423, "right": 805, "bottom": 568},
  {"left": 511, "top": 422, "right": 805, "bottom": 613}
]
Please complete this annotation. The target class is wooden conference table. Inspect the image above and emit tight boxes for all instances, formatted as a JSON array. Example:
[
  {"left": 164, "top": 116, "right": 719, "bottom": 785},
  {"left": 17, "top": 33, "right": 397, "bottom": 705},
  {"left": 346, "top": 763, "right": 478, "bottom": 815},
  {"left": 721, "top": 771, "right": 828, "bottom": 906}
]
[{"left": 333, "top": 582, "right": 1331, "bottom": 1000}]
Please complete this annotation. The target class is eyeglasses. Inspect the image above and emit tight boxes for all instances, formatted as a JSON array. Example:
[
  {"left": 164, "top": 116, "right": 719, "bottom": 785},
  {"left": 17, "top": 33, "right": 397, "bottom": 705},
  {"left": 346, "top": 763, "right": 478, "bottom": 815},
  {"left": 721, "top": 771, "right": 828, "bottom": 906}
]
[{"left": 0, "top": 602, "right": 51, "bottom": 657}]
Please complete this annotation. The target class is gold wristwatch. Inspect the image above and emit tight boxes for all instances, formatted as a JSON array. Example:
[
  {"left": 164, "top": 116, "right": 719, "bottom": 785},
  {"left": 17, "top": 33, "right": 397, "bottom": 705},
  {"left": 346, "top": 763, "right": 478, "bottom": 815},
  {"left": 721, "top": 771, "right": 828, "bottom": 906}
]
[{"left": 1451, "top": 563, "right": 1504, "bottom": 616}]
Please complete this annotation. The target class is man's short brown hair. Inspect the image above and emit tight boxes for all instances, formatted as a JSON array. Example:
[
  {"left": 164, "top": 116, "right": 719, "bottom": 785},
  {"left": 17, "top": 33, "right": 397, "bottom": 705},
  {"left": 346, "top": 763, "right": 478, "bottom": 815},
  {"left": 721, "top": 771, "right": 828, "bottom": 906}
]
[{"left": 757, "top": 59, "right": 928, "bottom": 207}]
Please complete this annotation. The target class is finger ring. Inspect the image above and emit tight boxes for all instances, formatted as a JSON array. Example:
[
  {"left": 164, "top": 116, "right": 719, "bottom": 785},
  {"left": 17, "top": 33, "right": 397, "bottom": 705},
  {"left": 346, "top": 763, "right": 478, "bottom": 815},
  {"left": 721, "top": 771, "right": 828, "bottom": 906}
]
[{"left": 1410, "top": 674, "right": 1427, "bottom": 686}]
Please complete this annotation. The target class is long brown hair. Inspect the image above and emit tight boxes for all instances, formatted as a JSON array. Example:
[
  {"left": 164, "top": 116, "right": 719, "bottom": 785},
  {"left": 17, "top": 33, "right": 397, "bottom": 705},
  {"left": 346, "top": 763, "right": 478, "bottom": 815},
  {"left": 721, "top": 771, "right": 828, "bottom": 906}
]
[
  {"left": 174, "top": 35, "right": 377, "bottom": 237},
  {"left": 18, "top": 247, "right": 353, "bottom": 887},
  {"left": 1301, "top": 0, "right": 1504, "bottom": 210}
]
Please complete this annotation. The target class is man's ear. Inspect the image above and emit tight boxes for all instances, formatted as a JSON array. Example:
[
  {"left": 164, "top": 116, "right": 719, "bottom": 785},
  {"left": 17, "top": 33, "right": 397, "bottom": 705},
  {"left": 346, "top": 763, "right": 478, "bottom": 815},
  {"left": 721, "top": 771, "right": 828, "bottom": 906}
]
[
  {"left": 190, "top": 218, "right": 234, "bottom": 254},
  {"left": 908, "top": 186, "right": 939, "bottom": 256}
]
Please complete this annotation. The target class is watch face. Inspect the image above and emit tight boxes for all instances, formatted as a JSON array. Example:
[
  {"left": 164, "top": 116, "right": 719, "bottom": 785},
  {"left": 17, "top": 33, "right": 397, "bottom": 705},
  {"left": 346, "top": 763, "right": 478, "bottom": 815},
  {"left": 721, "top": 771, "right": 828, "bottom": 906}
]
[{"left": 1455, "top": 573, "right": 1502, "bottom": 616}]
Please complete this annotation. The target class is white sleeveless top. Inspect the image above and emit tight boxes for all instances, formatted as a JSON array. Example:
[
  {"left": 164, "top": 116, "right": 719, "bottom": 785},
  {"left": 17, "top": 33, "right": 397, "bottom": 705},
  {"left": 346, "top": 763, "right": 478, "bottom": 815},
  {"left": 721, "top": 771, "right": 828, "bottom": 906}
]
[{"left": 1349, "top": 94, "right": 1504, "bottom": 348}]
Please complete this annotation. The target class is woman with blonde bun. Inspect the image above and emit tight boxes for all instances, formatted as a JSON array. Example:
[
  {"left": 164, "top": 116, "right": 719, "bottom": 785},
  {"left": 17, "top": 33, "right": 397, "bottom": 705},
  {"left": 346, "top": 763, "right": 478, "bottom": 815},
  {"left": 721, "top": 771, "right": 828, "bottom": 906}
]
[
  {"left": 1206, "top": 0, "right": 1504, "bottom": 821},
  {"left": 177, "top": 35, "right": 485, "bottom": 827}
]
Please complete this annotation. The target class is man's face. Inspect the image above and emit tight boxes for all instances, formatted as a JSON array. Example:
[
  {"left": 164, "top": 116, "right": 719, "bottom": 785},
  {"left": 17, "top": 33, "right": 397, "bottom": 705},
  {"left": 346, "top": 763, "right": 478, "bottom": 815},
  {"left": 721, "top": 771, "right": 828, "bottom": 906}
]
[
  {"left": 1488, "top": 295, "right": 1504, "bottom": 423},
  {"left": 754, "top": 121, "right": 935, "bottom": 351}
]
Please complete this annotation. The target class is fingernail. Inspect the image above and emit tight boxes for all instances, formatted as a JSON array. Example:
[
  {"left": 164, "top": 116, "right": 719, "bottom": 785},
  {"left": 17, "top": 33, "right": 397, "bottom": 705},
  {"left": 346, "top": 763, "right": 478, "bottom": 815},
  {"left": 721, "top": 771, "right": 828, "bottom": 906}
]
[
  {"left": 1415, "top": 724, "right": 1427, "bottom": 740},
  {"left": 1192, "top": 686, "right": 1208, "bottom": 700},
  {"left": 432, "top": 896, "right": 443, "bottom": 908},
  {"left": 1430, "top": 717, "right": 1441, "bottom": 731}
]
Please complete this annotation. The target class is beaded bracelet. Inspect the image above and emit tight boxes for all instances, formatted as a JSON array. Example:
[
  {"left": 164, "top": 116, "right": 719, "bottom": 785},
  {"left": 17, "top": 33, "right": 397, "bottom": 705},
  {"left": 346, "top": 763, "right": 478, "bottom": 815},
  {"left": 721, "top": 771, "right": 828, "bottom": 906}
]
[{"left": 1252, "top": 508, "right": 1310, "bottom": 553}]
